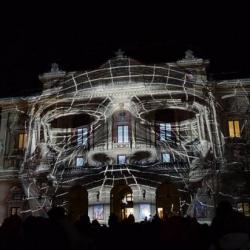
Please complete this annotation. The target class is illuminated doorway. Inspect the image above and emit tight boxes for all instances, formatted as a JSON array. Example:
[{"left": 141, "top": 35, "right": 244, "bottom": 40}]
[
  {"left": 111, "top": 184, "right": 133, "bottom": 221},
  {"left": 156, "top": 182, "right": 180, "bottom": 219}
]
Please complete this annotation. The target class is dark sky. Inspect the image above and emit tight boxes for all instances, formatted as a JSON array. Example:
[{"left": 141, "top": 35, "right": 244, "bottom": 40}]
[{"left": 0, "top": 3, "right": 249, "bottom": 97}]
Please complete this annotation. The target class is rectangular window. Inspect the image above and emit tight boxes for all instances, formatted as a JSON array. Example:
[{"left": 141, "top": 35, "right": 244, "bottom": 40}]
[
  {"left": 77, "top": 127, "right": 88, "bottom": 145},
  {"left": 117, "top": 125, "right": 129, "bottom": 143},
  {"left": 237, "top": 202, "right": 250, "bottom": 217},
  {"left": 117, "top": 155, "right": 126, "bottom": 164},
  {"left": 237, "top": 202, "right": 243, "bottom": 213},
  {"left": 162, "top": 153, "right": 171, "bottom": 163},
  {"left": 139, "top": 204, "right": 151, "bottom": 220},
  {"left": 93, "top": 205, "right": 104, "bottom": 220},
  {"left": 76, "top": 157, "right": 85, "bottom": 167},
  {"left": 228, "top": 120, "right": 240, "bottom": 138},
  {"left": 194, "top": 201, "right": 207, "bottom": 218},
  {"left": 157, "top": 207, "right": 164, "bottom": 219},
  {"left": 18, "top": 133, "right": 27, "bottom": 149},
  {"left": 243, "top": 203, "right": 249, "bottom": 216},
  {"left": 160, "top": 123, "right": 171, "bottom": 141},
  {"left": 11, "top": 207, "right": 20, "bottom": 216}
]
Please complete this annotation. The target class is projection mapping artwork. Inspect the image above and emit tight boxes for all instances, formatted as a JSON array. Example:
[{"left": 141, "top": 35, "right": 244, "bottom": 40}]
[{"left": 5, "top": 54, "right": 245, "bottom": 218}]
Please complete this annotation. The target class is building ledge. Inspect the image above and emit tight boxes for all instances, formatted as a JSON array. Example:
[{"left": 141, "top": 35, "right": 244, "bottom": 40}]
[{"left": 0, "top": 169, "right": 19, "bottom": 179}]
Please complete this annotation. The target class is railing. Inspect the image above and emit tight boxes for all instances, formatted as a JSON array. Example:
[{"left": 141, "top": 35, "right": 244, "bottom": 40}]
[
  {"left": 55, "top": 162, "right": 190, "bottom": 177},
  {"left": 3, "top": 155, "right": 24, "bottom": 170},
  {"left": 153, "top": 162, "right": 190, "bottom": 170},
  {"left": 56, "top": 165, "right": 101, "bottom": 175},
  {"left": 224, "top": 137, "right": 248, "bottom": 144},
  {"left": 0, "top": 169, "right": 19, "bottom": 179}
]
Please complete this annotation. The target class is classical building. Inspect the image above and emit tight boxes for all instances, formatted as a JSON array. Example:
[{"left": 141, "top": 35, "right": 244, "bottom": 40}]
[{"left": 0, "top": 50, "right": 249, "bottom": 224}]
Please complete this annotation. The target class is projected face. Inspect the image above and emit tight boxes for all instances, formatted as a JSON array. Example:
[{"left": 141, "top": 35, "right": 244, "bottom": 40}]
[{"left": 18, "top": 61, "right": 219, "bottom": 215}]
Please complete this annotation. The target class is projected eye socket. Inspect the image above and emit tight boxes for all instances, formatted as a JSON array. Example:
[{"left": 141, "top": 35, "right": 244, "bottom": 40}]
[
  {"left": 142, "top": 108, "right": 196, "bottom": 123},
  {"left": 92, "top": 153, "right": 110, "bottom": 163},
  {"left": 130, "top": 151, "right": 152, "bottom": 164},
  {"left": 50, "top": 113, "right": 95, "bottom": 128}
]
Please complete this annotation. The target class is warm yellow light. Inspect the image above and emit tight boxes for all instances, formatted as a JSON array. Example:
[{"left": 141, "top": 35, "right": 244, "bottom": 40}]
[
  {"left": 157, "top": 207, "right": 163, "bottom": 219},
  {"left": 234, "top": 121, "right": 240, "bottom": 137},
  {"left": 228, "top": 121, "right": 235, "bottom": 137},
  {"left": 244, "top": 203, "right": 249, "bottom": 216},
  {"left": 126, "top": 208, "right": 134, "bottom": 217},
  {"left": 228, "top": 120, "right": 240, "bottom": 138},
  {"left": 18, "top": 133, "right": 27, "bottom": 149}
]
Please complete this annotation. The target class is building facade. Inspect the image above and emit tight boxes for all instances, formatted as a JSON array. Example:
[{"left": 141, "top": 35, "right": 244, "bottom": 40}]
[{"left": 0, "top": 50, "right": 249, "bottom": 224}]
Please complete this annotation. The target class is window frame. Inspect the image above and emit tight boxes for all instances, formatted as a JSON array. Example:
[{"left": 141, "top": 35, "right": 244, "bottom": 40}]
[
  {"left": 18, "top": 132, "right": 27, "bottom": 150},
  {"left": 228, "top": 120, "right": 240, "bottom": 138},
  {"left": 117, "top": 125, "right": 129, "bottom": 143},
  {"left": 117, "top": 154, "right": 126, "bottom": 165},
  {"left": 76, "top": 157, "right": 85, "bottom": 167},
  {"left": 77, "top": 127, "right": 88, "bottom": 146},
  {"left": 162, "top": 152, "right": 171, "bottom": 163},
  {"left": 113, "top": 111, "right": 130, "bottom": 144},
  {"left": 237, "top": 202, "right": 250, "bottom": 216},
  {"left": 10, "top": 207, "right": 20, "bottom": 216},
  {"left": 159, "top": 123, "right": 171, "bottom": 141}
]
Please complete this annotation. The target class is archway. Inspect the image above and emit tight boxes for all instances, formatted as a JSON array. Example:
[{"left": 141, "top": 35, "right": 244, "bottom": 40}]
[
  {"left": 110, "top": 184, "right": 133, "bottom": 221},
  {"left": 156, "top": 182, "right": 180, "bottom": 219},
  {"left": 67, "top": 185, "right": 88, "bottom": 222}
]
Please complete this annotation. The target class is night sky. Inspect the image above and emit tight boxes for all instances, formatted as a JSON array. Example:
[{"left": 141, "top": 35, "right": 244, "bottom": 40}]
[{"left": 0, "top": 3, "right": 249, "bottom": 97}]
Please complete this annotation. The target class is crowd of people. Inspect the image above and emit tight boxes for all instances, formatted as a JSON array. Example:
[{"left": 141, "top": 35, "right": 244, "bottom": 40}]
[{"left": 0, "top": 201, "right": 249, "bottom": 250}]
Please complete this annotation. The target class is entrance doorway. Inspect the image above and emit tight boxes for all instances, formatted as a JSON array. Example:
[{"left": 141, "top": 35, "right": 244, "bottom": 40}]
[
  {"left": 111, "top": 184, "right": 133, "bottom": 221},
  {"left": 156, "top": 182, "right": 180, "bottom": 219},
  {"left": 67, "top": 185, "right": 88, "bottom": 222}
]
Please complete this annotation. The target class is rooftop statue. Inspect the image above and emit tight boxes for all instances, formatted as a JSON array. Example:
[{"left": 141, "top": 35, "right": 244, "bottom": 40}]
[
  {"left": 51, "top": 63, "right": 59, "bottom": 72},
  {"left": 115, "top": 48, "right": 125, "bottom": 58},
  {"left": 185, "top": 49, "right": 195, "bottom": 60}
]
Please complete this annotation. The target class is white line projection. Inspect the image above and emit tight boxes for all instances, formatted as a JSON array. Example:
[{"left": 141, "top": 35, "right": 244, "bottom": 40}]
[{"left": 5, "top": 59, "right": 234, "bottom": 215}]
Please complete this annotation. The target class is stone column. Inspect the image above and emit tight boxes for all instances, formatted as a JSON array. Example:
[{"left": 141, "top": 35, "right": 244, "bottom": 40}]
[
  {"left": 0, "top": 111, "right": 9, "bottom": 169},
  {"left": 0, "top": 182, "right": 11, "bottom": 225},
  {"left": 196, "top": 114, "right": 202, "bottom": 141},
  {"left": 200, "top": 112, "right": 205, "bottom": 140}
]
